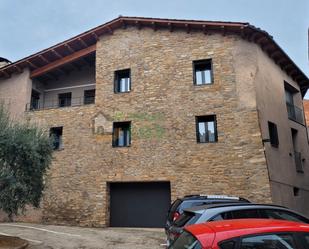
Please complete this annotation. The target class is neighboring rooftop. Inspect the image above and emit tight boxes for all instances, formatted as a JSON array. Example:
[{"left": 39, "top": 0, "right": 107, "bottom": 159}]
[
  {"left": 0, "top": 16, "right": 308, "bottom": 96},
  {"left": 0, "top": 57, "right": 11, "bottom": 63}
]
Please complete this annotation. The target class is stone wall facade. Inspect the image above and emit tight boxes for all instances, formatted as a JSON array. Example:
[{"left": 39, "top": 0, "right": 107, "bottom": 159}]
[{"left": 24, "top": 27, "right": 273, "bottom": 227}]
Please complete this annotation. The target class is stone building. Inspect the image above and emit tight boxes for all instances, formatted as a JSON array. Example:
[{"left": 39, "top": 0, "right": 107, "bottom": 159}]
[
  {"left": 0, "top": 16, "right": 309, "bottom": 227},
  {"left": 304, "top": 100, "right": 309, "bottom": 126}
]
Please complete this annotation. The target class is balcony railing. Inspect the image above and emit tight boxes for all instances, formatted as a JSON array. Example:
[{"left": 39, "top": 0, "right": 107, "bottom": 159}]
[
  {"left": 286, "top": 102, "right": 304, "bottom": 125},
  {"left": 294, "top": 151, "right": 304, "bottom": 173},
  {"left": 26, "top": 96, "right": 95, "bottom": 111}
]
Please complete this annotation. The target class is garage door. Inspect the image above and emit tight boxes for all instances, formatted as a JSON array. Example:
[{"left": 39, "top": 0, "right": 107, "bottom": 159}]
[{"left": 110, "top": 182, "right": 171, "bottom": 228}]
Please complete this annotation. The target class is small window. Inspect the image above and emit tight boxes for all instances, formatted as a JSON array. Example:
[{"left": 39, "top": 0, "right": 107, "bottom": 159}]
[
  {"left": 293, "top": 187, "right": 300, "bottom": 197},
  {"left": 58, "top": 92, "right": 72, "bottom": 107},
  {"left": 112, "top": 122, "right": 131, "bottom": 147},
  {"left": 114, "top": 69, "right": 131, "bottom": 93},
  {"left": 30, "top": 89, "right": 40, "bottom": 110},
  {"left": 196, "top": 115, "right": 217, "bottom": 143},
  {"left": 84, "top": 89, "right": 95, "bottom": 104},
  {"left": 268, "top": 121, "right": 279, "bottom": 147},
  {"left": 50, "top": 127, "right": 63, "bottom": 150},
  {"left": 193, "top": 59, "right": 213, "bottom": 85}
]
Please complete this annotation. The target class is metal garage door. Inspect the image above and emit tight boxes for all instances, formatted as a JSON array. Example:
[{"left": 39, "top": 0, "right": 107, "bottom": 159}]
[{"left": 110, "top": 182, "right": 171, "bottom": 228}]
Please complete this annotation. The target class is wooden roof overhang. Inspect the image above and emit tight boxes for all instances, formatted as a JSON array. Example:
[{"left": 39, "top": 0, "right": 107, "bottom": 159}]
[{"left": 0, "top": 16, "right": 308, "bottom": 96}]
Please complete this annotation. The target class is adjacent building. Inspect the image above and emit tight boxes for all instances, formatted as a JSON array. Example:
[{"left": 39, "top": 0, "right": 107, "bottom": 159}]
[{"left": 0, "top": 17, "right": 309, "bottom": 228}]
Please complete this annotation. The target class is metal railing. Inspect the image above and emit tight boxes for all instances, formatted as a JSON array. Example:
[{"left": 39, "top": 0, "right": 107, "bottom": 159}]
[
  {"left": 286, "top": 103, "right": 304, "bottom": 125},
  {"left": 294, "top": 151, "right": 304, "bottom": 173},
  {"left": 26, "top": 96, "right": 95, "bottom": 111}
]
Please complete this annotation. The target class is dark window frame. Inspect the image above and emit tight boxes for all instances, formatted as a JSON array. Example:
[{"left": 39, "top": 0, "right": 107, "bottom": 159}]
[
  {"left": 268, "top": 121, "right": 279, "bottom": 148},
  {"left": 193, "top": 59, "right": 213, "bottom": 86},
  {"left": 58, "top": 92, "right": 72, "bottom": 107},
  {"left": 84, "top": 89, "right": 95, "bottom": 105},
  {"left": 196, "top": 115, "right": 218, "bottom": 143},
  {"left": 112, "top": 121, "right": 131, "bottom": 147},
  {"left": 30, "top": 89, "right": 40, "bottom": 110},
  {"left": 293, "top": 187, "right": 300, "bottom": 197},
  {"left": 50, "top": 126, "right": 63, "bottom": 150},
  {"left": 114, "top": 69, "right": 131, "bottom": 93}
]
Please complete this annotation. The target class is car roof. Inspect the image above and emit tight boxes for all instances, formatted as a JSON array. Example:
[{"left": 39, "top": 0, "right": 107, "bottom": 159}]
[
  {"left": 184, "top": 202, "right": 286, "bottom": 212},
  {"left": 186, "top": 219, "right": 309, "bottom": 248}
]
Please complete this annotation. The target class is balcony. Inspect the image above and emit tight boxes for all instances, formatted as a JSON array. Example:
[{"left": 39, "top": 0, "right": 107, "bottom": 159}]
[
  {"left": 294, "top": 151, "right": 304, "bottom": 173},
  {"left": 27, "top": 95, "right": 95, "bottom": 111},
  {"left": 286, "top": 102, "right": 305, "bottom": 125}
]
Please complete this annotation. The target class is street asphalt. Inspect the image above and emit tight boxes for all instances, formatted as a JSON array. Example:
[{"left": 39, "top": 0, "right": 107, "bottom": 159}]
[{"left": 0, "top": 223, "right": 166, "bottom": 249}]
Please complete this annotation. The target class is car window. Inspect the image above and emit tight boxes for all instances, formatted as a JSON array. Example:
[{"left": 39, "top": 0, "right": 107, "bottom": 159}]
[
  {"left": 219, "top": 241, "right": 236, "bottom": 249},
  {"left": 240, "top": 234, "right": 296, "bottom": 249},
  {"left": 181, "top": 201, "right": 207, "bottom": 210},
  {"left": 174, "top": 212, "right": 201, "bottom": 227},
  {"left": 302, "top": 233, "right": 309, "bottom": 248},
  {"left": 174, "top": 212, "right": 195, "bottom": 227},
  {"left": 230, "top": 209, "right": 260, "bottom": 219},
  {"left": 212, "top": 209, "right": 260, "bottom": 221},
  {"left": 260, "top": 209, "right": 309, "bottom": 224},
  {"left": 169, "top": 231, "right": 202, "bottom": 249},
  {"left": 168, "top": 199, "right": 182, "bottom": 220}
]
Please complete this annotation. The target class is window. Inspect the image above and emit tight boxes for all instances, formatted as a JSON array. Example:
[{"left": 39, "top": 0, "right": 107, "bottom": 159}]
[
  {"left": 58, "top": 92, "right": 72, "bottom": 107},
  {"left": 291, "top": 128, "right": 304, "bottom": 173},
  {"left": 285, "top": 88, "right": 294, "bottom": 106},
  {"left": 284, "top": 82, "right": 304, "bottom": 124},
  {"left": 196, "top": 115, "right": 217, "bottom": 143},
  {"left": 30, "top": 89, "right": 40, "bottom": 110},
  {"left": 173, "top": 212, "right": 201, "bottom": 227},
  {"left": 112, "top": 122, "right": 131, "bottom": 147},
  {"left": 114, "top": 69, "right": 131, "bottom": 93},
  {"left": 219, "top": 241, "right": 236, "bottom": 249},
  {"left": 259, "top": 209, "right": 309, "bottom": 223},
  {"left": 230, "top": 209, "right": 260, "bottom": 219},
  {"left": 268, "top": 121, "right": 279, "bottom": 147},
  {"left": 302, "top": 233, "right": 309, "bottom": 248},
  {"left": 212, "top": 209, "right": 260, "bottom": 221},
  {"left": 293, "top": 187, "right": 300, "bottom": 197},
  {"left": 169, "top": 231, "right": 202, "bottom": 249},
  {"left": 84, "top": 89, "right": 95, "bottom": 104},
  {"left": 240, "top": 234, "right": 296, "bottom": 249},
  {"left": 193, "top": 59, "right": 213, "bottom": 85},
  {"left": 50, "top": 127, "right": 63, "bottom": 150}
]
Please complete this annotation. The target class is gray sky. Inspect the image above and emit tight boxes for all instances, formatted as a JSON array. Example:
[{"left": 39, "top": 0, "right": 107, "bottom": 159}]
[{"left": 1, "top": 0, "right": 309, "bottom": 97}]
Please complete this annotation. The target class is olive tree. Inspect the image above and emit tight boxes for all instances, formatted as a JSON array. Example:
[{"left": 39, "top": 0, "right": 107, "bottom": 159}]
[{"left": 0, "top": 104, "right": 53, "bottom": 220}]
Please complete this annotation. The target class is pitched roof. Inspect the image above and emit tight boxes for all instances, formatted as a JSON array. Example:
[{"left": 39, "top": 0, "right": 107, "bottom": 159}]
[{"left": 0, "top": 16, "right": 308, "bottom": 96}]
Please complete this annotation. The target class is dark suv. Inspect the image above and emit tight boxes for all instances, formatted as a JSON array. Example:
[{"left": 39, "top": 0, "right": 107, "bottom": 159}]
[
  {"left": 166, "top": 203, "right": 309, "bottom": 245},
  {"left": 165, "top": 195, "right": 249, "bottom": 232}
]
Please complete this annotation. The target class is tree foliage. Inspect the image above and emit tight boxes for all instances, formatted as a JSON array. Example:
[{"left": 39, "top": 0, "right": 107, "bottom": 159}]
[{"left": 0, "top": 104, "right": 53, "bottom": 219}]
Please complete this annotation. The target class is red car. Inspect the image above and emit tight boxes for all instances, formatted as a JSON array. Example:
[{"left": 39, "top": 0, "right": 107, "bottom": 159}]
[{"left": 168, "top": 219, "right": 309, "bottom": 249}]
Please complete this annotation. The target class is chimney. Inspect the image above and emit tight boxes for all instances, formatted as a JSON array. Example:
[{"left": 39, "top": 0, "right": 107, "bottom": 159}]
[{"left": 0, "top": 57, "right": 11, "bottom": 68}]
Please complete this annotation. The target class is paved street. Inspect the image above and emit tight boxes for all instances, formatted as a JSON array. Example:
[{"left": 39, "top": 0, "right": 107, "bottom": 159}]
[{"left": 0, "top": 223, "right": 166, "bottom": 249}]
